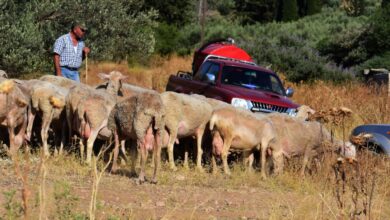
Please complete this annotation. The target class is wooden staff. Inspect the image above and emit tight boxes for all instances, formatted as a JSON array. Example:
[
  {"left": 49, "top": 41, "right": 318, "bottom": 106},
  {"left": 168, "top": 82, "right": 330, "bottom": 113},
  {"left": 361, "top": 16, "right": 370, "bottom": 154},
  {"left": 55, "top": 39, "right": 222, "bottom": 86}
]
[{"left": 85, "top": 54, "right": 88, "bottom": 85}]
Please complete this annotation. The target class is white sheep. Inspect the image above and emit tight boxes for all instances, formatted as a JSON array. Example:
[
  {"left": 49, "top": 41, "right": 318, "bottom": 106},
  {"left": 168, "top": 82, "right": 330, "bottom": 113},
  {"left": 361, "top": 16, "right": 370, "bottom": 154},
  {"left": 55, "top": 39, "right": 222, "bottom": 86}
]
[
  {"left": 161, "top": 92, "right": 213, "bottom": 171},
  {"left": 209, "top": 107, "right": 275, "bottom": 177},
  {"left": 24, "top": 80, "right": 67, "bottom": 156},
  {"left": 0, "top": 79, "right": 29, "bottom": 156},
  {"left": 67, "top": 71, "right": 126, "bottom": 164}
]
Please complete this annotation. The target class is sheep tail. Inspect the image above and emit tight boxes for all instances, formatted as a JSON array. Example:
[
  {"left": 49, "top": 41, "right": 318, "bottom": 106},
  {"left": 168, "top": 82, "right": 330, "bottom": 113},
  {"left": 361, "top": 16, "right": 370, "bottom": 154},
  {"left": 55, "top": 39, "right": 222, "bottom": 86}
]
[{"left": 209, "top": 114, "right": 217, "bottom": 131}]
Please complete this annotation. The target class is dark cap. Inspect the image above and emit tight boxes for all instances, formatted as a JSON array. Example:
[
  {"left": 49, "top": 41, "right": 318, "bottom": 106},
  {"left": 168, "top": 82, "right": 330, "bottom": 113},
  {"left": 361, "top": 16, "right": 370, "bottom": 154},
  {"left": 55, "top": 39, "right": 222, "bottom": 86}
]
[{"left": 72, "top": 22, "right": 88, "bottom": 31}]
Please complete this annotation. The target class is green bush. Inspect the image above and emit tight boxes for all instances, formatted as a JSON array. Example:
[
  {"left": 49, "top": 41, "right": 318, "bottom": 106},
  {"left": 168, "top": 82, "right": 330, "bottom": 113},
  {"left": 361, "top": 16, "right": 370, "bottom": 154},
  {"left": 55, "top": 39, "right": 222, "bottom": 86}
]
[{"left": 0, "top": 0, "right": 157, "bottom": 76}]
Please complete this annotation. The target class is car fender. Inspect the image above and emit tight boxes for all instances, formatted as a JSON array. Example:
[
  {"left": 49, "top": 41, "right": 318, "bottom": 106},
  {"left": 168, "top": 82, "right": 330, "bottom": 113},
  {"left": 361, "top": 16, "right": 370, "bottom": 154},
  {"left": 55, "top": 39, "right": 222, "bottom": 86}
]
[{"left": 367, "top": 133, "right": 390, "bottom": 155}]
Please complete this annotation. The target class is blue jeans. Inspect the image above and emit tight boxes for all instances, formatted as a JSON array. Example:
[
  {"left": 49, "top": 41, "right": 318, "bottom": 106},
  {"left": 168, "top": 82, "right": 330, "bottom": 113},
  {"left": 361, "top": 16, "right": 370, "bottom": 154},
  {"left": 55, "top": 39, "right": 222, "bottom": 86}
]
[{"left": 61, "top": 67, "right": 80, "bottom": 82}]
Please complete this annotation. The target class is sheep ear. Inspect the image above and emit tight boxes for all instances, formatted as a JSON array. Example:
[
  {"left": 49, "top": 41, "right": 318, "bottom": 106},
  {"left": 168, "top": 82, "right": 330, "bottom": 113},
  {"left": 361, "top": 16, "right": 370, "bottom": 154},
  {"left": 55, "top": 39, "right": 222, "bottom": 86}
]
[
  {"left": 120, "top": 75, "right": 128, "bottom": 80},
  {"left": 98, "top": 73, "right": 110, "bottom": 80}
]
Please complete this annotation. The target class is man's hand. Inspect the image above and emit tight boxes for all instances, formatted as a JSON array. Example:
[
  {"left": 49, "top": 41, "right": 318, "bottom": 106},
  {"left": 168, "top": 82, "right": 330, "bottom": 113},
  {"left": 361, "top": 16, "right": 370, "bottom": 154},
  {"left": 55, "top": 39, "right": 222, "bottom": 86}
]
[{"left": 83, "top": 47, "right": 90, "bottom": 55}]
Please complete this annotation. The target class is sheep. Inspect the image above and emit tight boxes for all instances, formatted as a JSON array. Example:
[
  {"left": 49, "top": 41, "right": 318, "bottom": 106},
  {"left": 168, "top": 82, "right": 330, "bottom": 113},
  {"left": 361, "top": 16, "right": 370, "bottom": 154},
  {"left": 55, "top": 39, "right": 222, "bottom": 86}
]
[
  {"left": 161, "top": 92, "right": 213, "bottom": 171},
  {"left": 106, "top": 83, "right": 160, "bottom": 171},
  {"left": 107, "top": 92, "right": 165, "bottom": 184},
  {"left": 209, "top": 107, "right": 275, "bottom": 177},
  {"left": 295, "top": 105, "right": 316, "bottom": 121},
  {"left": 265, "top": 113, "right": 356, "bottom": 176},
  {"left": 39, "top": 75, "right": 79, "bottom": 89},
  {"left": 0, "top": 70, "right": 8, "bottom": 79},
  {"left": 67, "top": 71, "right": 126, "bottom": 164},
  {"left": 0, "top": 79, "right": 29, "bottom": 156},
  {"left": 24, "top": 81, "right": 68, "bottom": 156}
]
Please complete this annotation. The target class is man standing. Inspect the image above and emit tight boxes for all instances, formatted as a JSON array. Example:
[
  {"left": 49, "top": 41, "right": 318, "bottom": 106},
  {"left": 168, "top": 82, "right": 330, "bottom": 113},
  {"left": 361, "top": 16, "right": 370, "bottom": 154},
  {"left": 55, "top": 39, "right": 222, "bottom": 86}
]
[{"left": 53, "top": 23, "right": 90, "bottom": 82}]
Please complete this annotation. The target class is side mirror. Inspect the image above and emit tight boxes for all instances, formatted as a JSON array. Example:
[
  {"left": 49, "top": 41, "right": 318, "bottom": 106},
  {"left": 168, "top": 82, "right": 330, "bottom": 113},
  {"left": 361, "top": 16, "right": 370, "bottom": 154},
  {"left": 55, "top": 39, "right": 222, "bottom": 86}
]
[
  {"left": 204, "top": 73, "right": 216, "bottom": 84},
  {"left": 285, "top": 87, "right": 294, "bottom": 97}
]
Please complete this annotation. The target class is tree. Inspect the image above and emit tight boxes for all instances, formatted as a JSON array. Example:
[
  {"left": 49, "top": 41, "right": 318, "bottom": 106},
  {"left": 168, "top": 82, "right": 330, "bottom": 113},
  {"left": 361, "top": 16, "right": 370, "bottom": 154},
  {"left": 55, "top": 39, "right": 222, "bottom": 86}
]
[
  {"left": 143, "top": 0, "right": 195, "bottom": 27},
  {"left": 0, "top": 0, "right": 157, "bottom": 76},
  {"left": 278, "top": 0, "right": 299, "bottom": 22},
  {"left": 234, "top": 0, "right": 277, "bottom": 24}
]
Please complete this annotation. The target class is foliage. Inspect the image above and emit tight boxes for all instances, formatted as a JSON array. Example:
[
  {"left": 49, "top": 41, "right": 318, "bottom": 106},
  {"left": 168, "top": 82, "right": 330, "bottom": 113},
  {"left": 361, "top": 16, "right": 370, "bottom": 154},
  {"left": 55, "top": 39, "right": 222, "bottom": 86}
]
[
  {"left": 341, "top": 0, "right": 366, "bottom": 16},
  {"left": 143, "top": 0, "right": 195, "bottom": 26},
  {"left": 280, "top": 0, "right": 299, "bottom": 21},
  {"left": 234, "top": 0, "right": 277, "bottom": 24},
  {"left": 2, "top": 190, "right": 23, "bottom": 219},
  {"left": 0, "top": 0, "right": 157, "bottom": 76}
]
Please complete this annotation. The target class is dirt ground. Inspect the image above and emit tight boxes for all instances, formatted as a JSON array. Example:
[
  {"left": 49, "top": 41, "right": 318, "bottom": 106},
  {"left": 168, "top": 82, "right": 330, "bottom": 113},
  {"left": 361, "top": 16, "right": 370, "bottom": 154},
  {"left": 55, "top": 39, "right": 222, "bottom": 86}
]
[
  {"left": 0, "top": 154, "right": 324, "bottom": 220},
  {"left": 0, "top": 152, "right": 389, "bottom": 219}
]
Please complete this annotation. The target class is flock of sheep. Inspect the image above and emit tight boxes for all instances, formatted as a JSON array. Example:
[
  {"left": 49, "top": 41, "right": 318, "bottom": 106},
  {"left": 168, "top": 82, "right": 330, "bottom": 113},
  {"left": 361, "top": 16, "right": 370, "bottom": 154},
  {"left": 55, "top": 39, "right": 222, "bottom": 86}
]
[{"left": 0, "top": 70, "right": 357, "bottom": 184}]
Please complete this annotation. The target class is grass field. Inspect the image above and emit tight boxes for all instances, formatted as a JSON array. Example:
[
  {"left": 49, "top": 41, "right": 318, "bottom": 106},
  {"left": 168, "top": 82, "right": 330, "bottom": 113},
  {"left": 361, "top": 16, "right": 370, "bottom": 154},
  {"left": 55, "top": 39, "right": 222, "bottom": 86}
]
[{"left": 0, "top": 56, "right": 389, "bottom": 219}]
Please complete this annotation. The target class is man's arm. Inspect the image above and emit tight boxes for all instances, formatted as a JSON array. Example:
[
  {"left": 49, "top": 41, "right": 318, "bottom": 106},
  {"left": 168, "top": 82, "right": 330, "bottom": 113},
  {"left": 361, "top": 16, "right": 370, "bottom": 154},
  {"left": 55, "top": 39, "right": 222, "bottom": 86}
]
[{"left": 54, "top": 53, "right": 62, "bottom": 76}]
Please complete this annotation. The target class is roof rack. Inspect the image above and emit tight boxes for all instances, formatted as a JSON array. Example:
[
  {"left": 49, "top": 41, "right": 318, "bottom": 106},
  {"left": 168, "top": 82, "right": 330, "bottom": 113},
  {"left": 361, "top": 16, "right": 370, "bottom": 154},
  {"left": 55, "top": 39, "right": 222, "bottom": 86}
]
[{"left": 204, "top": 55, "right": 257, "bottom": 66}]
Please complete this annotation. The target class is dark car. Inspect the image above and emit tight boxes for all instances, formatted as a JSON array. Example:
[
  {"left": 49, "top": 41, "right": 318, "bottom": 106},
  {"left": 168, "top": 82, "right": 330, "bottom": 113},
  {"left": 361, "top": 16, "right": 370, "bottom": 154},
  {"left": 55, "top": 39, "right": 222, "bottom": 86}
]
[{"left": 351, "top": 124, "right": 390, "bottom": 155}]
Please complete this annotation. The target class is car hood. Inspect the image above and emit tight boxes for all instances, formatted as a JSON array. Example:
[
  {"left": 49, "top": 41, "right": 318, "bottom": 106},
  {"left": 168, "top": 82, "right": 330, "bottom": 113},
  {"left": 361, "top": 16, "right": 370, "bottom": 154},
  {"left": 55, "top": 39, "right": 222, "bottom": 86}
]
[{"left": 220, "top": 84, "right": 299, "bottom": 108}]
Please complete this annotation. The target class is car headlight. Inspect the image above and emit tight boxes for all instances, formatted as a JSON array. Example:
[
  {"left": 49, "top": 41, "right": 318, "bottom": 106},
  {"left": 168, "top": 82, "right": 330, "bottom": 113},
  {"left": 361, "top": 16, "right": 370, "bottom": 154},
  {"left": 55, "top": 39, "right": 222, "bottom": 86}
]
[
  {"left": 286, "top": 108, "right": 297, "bottom": 117},
  {"left": 231, "top": 98, "right": 253, "bottom": 110}
]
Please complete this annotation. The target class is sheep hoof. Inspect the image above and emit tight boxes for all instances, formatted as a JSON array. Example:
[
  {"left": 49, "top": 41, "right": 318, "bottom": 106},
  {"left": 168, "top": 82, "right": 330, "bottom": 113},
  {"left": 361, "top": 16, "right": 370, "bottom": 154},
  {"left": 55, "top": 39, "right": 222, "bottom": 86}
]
[
  {"left": 170, "top": 166, "right": 178, "bottom": 171},
  {"left": 136, "top": 178, "right": 145, "bottom": 185},
  {"left": 150, "top": 179, "right": 158, "bottom": 184},
  {"left": 196, "top": 167, "right": 205, "bottom": 173}
]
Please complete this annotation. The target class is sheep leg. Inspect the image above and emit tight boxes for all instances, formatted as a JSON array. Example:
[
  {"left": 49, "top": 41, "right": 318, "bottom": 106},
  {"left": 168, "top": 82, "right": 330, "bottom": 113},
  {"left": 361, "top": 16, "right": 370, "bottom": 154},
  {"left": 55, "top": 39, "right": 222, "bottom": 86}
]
[
  {"left": 41, "top": 111, "right": 54, "bottom": 157},
  {"left": 85, "top": 129, "right": 99, "bottom": 165},
  {"left": 151, "top": 132, "right": 162, "bottom": 184},
  {"left": 300, "top": 147, "right": 312, "bottom": 177},
  {"left": 243, "top": 150, "right": 255, "bottom": 173},
  {"left": 167, "top": 129, "right": 178, "bottom": 171},
  {"left": 25, "top": 109, "right": 36, "bottom": 142},
  {"left": 211, "top": 154, "right": 218, "bottom": 175},
  {"left": 79, "top": 138, "right": 85, "bottom": 160},
  {"left": 111, "top": 130, "right": 120, "bottom": 173},
  {"left": 129, "top": 139, "right": 137, "bottom": 177},
  {"left": 120, "top": 140, "right": 128, "bottom": 162},
  {"left": 12, "top": 115, "right": 28, "bottom": 157},
  {"left": 221, "top": 137, "right": 232, "bottom": 175},
  {"left": 65, "top": 105, "right": 73, "bottom": 142},
  {"left": 195, "top": 126, "right": 205, "bottom": 172},
  {"left": 137, "top": 141, "right": 147, "bottom": 184},
  {"left": 58, "top": 119, "right": 67, "bottom": 155},
  {"left": 261, "top": 140, "right": 270, "bottom": 179},
  {"left": 272, "top": 151, "right": 284, "bottom": 175},
  {"left": 7, "top": 120, "right": 17, "bottom": 157}
]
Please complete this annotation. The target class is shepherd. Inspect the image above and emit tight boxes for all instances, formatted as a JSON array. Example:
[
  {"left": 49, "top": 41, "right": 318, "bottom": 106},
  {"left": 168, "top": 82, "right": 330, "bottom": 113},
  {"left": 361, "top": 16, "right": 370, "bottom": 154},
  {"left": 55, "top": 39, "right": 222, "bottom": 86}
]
[{"left": 53, "top": 22, "right": 90, "bottom": 82}]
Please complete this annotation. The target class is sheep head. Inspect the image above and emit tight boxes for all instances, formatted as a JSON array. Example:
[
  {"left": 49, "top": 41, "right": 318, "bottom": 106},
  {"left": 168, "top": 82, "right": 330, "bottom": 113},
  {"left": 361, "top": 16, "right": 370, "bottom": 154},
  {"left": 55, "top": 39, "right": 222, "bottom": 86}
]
[{"left": 98, "top": 71, "right": 128, "bottom": 96}]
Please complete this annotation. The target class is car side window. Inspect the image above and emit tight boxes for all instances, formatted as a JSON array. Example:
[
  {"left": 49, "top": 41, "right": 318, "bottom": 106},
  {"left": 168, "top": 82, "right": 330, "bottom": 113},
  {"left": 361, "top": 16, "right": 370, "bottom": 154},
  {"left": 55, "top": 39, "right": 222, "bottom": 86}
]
[
  {"left": 194, "top": 61, "right": 212, "bottom": 80},
  {"left": 201, "top": 63, "right": 220, "bottom": 82}
]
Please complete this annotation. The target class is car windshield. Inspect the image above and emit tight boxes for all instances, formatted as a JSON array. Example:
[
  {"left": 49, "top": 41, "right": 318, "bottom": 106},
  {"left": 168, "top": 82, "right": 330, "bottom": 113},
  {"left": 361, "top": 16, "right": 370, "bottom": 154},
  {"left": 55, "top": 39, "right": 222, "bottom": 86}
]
[{"left": 221, "top": 66, "right": 285, "bottom": 95}]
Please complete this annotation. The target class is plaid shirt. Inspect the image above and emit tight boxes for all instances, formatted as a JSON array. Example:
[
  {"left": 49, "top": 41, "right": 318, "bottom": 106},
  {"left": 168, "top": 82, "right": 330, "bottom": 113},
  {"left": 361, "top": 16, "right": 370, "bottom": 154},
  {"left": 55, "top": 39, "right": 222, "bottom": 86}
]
[{"left": 53, "top": 33, "right": 85, "bottom": 69}]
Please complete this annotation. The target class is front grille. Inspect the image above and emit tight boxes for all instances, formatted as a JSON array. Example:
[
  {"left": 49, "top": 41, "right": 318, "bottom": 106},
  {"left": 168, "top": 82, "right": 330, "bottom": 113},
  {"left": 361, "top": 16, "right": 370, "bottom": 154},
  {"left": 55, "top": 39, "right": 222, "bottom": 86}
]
[{"left": 250, "top": 101, "right": 288, "bottom": 113}]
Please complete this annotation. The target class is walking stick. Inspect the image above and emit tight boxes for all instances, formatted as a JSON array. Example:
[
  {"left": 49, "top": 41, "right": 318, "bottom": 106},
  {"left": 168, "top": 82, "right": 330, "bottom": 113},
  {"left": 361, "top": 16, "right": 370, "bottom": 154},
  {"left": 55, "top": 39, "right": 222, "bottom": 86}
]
[{"left": 85, "top": 54, "right": 88, "bottom": 84}]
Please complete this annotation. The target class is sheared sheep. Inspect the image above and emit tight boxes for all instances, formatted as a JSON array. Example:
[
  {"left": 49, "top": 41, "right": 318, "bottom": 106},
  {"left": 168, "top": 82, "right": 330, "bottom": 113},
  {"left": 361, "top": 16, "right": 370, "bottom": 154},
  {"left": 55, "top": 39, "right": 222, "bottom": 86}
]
[
  {"left": 25, "top": 81, "right": 68, "bottom": 156},
  {"left": 0, "top": 79, "right": 29, "bottom": 156},
  {"left": 107, "top": 92, "right": 165, "bottom": 184},
  {"left": 209, "top": 107, "right": 275, "bottom": 177},
  {"left": 40, "top": 75, "right": 80, "bottom": 89},
  {"left": 161, "top": 92, "right": 213, "bottom": 171},
  {"left": 67, "top": 71, "right": 126, "bottom": 164},
  {"left": 265, "top": 113, "right": 356, "bottom": 176}
]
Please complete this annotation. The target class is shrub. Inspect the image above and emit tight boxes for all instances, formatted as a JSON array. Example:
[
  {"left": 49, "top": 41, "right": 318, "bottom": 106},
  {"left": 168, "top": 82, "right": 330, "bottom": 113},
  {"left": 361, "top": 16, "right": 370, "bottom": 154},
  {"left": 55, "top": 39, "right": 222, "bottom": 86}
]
[{"left": 0, "top": 0, "right": 157, "bottom": 76}]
